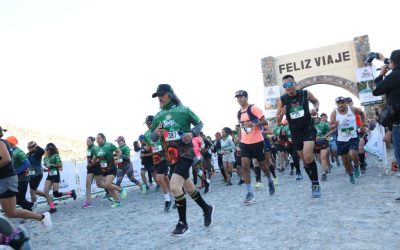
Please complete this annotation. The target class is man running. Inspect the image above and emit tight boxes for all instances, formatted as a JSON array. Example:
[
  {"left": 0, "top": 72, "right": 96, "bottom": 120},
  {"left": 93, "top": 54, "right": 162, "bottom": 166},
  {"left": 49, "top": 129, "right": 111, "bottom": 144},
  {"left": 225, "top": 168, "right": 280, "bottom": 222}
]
[
  {"left": 235, "top": 89, "right": 275, "bottom": 204},
  {"left": 150, "top": 84, "right": 213, "bottom": 235},
  {"left": 330, "top": 96, "right": 365, "bottom": 184},
  {"left": 276, "top": 75, "right": 321, "bottom": 198}
]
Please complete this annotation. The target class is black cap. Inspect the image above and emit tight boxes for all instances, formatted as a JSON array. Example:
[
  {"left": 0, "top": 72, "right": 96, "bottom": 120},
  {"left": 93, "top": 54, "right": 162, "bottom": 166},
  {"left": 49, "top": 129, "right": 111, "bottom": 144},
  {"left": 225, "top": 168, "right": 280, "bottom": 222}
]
[
  {"left": 152, "top": 84, "right": 174, "bottom": 98},
  {"left": 234, "top": 90, "right": 248, "bottom": 98},
  {"left": 145, "top": 115, "right": 154, "bottom": 124}
]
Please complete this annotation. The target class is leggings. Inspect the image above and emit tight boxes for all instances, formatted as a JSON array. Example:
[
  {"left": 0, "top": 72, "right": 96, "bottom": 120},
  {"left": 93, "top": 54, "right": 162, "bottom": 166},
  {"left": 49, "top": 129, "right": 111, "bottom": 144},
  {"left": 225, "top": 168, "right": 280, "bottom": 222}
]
[
  {"left": 16, "top": 181, "right": 33, "bottom": 210},
  {"left": 116, "top": 162, "right": 137, "bottom": 186}
]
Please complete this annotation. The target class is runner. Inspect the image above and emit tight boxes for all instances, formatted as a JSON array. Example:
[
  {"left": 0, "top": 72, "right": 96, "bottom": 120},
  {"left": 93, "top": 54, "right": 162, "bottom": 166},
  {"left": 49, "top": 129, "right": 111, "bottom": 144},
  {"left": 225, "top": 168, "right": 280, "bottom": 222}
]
[
  {"left": 320, "top": 113, "right": 341, "bottom": 168},
  {"left": 212, "top": 132, "right": 228, "bottom": 183},
  {"left": 220, "top": 127, "right": 235, "bottom": 186},
  {"left": 143, "top": 115, "right": 173, "bottom": 212},
  {"left": 330, "top": 96, "right": 365, "bottom": 184},
  {"left": 150, "top": 83, "right": 213, "bottom": 235},
  {"left": 42, "top": 143, "right": 77, "bottom": 213},
  {"left": 115, "top": 136, "right": 146, "bottom": 194},
  {"left": 235, "top": 89, "right": 275, "bottom": 204},
  {"left": 261, "top": 124, "right": 278, "bottom": 185},
  {"left": 0, "top": 134, "right": 52, "bottom": 231},
  {"left": 138, "top": 135, "right": 156, "bottom": 191},
  {"left": 91, "top": 133, "right": 127, "bottom": 208},
  {"left": 5, "top": 137, "right": 34, "bottom": 211},
  {"left": 82, "top": 136, "right": 105, "bottom": 208},
  {"left": 199, "top": 132, "right": 214, "bottom": 194},
  {"left": 313, "top": 116, "right": 332, "bottom": 181},
  {"left": 26, "top": 141, "right": 45, "bottom": 205},
  {"left": 276, "top": 75, "right": 321, "bottom": 198},
  {"left": 191, "top": 135, "right": 204, "bottom": 187}
]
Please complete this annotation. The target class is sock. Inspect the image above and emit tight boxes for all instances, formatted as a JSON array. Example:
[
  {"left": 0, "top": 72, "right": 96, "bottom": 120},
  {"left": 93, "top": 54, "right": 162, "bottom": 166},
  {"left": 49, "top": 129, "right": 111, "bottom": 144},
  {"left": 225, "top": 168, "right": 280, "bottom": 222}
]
[
  {"left": 358, "top": 153, "right": 365, "bottom": 166},
  {"left": 305, "top": 160, "right": 319, "bottom": 185},
  {"left": 269, "top": 164, "right": 276, "bottom": 178},
  {"left": 175, "top": 194, "right": 187, "bottom": 224},
  {"left": 254, "top": 167, "right": 261, "bottom": 182},
  {"left": 164, "top": 193, "right": 171, "bottom": 202},
  {"left": 245, "top": 183, "right": 253, "bottom": 194},
  {"left": 49, "top": 202, "right": 56, "bottom": 209},
  {"left": 190, "top": 190, "right": 210, "bottom": 212}
]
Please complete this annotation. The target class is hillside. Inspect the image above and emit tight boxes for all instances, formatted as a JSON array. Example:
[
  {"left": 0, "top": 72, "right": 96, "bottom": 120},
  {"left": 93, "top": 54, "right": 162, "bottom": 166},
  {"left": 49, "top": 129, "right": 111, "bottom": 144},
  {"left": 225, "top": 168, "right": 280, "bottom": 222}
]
[{"left": 1, "top": 123, "right": 86, "bottom": 161}]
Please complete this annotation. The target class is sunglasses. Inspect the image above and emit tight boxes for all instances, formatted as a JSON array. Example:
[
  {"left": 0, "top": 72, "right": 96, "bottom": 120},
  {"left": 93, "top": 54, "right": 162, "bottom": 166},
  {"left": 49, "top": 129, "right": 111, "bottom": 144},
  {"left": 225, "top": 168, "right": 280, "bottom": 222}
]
[
  {"left": 335, "top": 97, "right": 346, "bottom": 103},
  {"left": 283, "top": 82, "right": 294, "bottom": 88}
]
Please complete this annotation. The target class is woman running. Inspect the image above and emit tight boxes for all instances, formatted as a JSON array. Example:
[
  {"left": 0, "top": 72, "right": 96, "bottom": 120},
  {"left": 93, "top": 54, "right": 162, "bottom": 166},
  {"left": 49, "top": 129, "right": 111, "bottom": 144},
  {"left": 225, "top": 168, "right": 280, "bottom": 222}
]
[{"left": 220, "top": 127, "right": 236, "bottom": 186}]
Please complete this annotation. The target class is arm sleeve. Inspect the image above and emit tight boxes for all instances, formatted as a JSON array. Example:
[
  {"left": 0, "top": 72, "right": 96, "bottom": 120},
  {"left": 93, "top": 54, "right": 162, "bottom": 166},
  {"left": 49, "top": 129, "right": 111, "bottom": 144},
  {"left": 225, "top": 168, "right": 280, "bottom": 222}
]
[
  {"left": 191, "top": 121, "right": 203, "bottom": 137},
  {"left": 15, "top": 159, "right": 30, "bottom": 174}
]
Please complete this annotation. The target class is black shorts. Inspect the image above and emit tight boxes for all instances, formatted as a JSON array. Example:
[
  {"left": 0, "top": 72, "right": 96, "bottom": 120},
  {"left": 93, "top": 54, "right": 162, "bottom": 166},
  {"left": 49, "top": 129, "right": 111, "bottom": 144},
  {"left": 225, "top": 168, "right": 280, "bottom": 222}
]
[
  {"left": 102, "top": 165, "right": 118, "bottom": 177},
  {"left": 87, "top": 164, "right": 102, "bottom": 176},
  {"left": 155, "top": 161, "right": 169, "bottom": 175},
  {"left": 264, "top": 138, "right": 272, "bottom": 152},
  {"left": 239, "top": 141, "right": 266, "bottom": 161},
  {"left": 29, "top": 174, "right": 43, "bottom": 190},
  {"left": 173, "top": 158, "right": 193, "bottom": 180},
  {"left": 291, "top": 127, "right": 317, "bottom": 151},
  {"left": 46, "top": 173, "right": 60, "bottom": 183},
  {"left": 141, "top": 164, "right": 155, "bottom": 173},
  {"left": 337, "top": 138, "right": 359, "bottom": 156}
]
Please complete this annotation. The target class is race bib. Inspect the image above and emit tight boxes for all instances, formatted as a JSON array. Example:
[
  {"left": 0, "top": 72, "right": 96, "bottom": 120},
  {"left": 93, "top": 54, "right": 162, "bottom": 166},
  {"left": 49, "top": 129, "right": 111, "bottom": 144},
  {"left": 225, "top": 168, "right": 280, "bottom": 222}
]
[
  {"left": 289, "top": 106, "right": 305, "bottom": 119},
  {"left": 49, "top": 169, "right": 58, "bottom": 176},
  {"left": 241, "top": 126, "right": 252, "bottom": 133},
  {"left": 341, "top": 127, "right": 354, "bottom": 137},
  {"left": 100, "top": 161, "right": 108, "bottom": 168},
  {"left": 152, "top": 145, "right": 163, "bottom": 152},
  {"left": 164, "top": 131, "right": 181, "bottom": 141}
]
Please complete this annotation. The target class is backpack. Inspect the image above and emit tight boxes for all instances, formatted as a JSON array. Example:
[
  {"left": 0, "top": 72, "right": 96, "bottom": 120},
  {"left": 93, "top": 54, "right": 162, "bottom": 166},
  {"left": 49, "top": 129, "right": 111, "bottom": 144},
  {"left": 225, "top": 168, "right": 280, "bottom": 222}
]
[{"left": 237, "top": 104, "right": 259, "bottom": 123}]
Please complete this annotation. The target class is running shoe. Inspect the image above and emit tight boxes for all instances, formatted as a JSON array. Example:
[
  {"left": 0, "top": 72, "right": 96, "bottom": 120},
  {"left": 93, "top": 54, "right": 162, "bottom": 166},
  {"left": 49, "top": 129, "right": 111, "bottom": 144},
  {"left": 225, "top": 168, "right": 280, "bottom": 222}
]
[
  {"left": 102, "top": 193, "right": 110, "bottom": 200},
  {"left": 40, "top": 212, "right": 52, "bottom": 231},
  {"left": 273, "top": 177, "right": 279, "bottom": 186},
  {"left": 31, "top": 202, "right": 38, "bottom": 212},
  {"left": 289, "top": 170, "right": 294, "bottom": 176},
  {"left": 311, "top": 185, "right": 321, "bottom": 198},
  {"left": 108, "top": 197, "right": 116, "bottom": 202},
  {"left": 238, "top": 179, "right": 244, "bottom": 185},
  {"left": 120, "top": 188, "right": 127, "bottom": 200},
  {"left": 110, "top": 202, "right": 122, "bottom": 208},
  {"left": 141, "top": 184, "right": 147, "bottom": 195},
  {"left": 349, "top": 175, "right": 356, "bottom": 184},
  {"left": 244, "top": 193, "right": 255, "bottom": 204},
  {"left": 255, "top": 182, "right": 263, "bottom": 189},
  {"left": 203, "top": 205, "right": 214, "bottom": 227},
  {"left": 226, "top": 181, "right": 232, "bottom": 186},
  {"left": 354, "top": 166, "right": 361, "bottom": 178},
  {"left": 81, "top": 201, "right": 92, "bottom": 209},
  {"left": 296, "top": 173, "right": 303, "bottom": 181},
  {"left": 268, "top": 180, "right": 275, "bottom": 195},
  {"left": 49, "top": 208, "right": 57, "bottom": 214},
  {"left": 164, "top": 201, "right": 172, "bottom": 212},
  {"left": 321, "top": 173, "right": 327, "bottom": 181},
  {"left": 395, "top": 197, "right": 400, "bottom": 203},
  {"left": 71, "top": 189, "right": 77, "bottom": 200},
  {"left": 172, "top": 221, "right": 189, "bottom": 236}
]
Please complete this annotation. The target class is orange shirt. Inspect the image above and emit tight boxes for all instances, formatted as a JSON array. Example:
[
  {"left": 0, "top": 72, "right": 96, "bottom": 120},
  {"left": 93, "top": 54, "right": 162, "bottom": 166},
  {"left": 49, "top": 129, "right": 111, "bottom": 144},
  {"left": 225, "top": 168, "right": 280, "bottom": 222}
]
[{"left": 239, "top": 105, "right": 264, "bottom": 144}]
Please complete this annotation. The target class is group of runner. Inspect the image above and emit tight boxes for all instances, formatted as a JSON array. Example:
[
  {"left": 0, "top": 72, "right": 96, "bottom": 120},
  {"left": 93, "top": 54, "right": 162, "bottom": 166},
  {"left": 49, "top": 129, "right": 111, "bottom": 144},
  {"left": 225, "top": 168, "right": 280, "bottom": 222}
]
[{"left": 0, "top": 80, "right": 370, "bottom": 246}]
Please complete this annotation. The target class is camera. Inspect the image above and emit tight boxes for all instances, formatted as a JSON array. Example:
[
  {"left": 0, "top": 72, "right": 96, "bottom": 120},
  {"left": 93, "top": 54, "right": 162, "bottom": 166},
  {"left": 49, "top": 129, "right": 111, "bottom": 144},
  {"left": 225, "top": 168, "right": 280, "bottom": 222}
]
[{"left": 365, "top": 52, "right": 390, "bottom": 65}]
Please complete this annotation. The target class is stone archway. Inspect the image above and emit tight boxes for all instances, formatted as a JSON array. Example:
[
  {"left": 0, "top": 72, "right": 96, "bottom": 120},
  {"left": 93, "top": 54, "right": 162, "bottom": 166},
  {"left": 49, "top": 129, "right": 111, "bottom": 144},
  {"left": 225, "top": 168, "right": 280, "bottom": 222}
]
[{"left": 296, "top": 75, "right": 359, "bottom": 97}]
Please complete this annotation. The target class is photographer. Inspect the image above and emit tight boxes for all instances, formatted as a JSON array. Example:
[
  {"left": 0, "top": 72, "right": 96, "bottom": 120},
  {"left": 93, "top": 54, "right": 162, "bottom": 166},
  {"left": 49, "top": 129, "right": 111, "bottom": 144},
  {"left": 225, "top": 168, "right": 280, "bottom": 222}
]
[{"left": 372, "top": 50, "right": 400, "bottom": 202}]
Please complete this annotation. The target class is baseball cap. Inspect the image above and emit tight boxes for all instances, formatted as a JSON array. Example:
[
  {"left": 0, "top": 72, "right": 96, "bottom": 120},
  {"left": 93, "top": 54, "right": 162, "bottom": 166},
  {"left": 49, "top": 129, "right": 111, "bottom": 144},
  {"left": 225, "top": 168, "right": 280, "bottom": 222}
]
[
  {"left": 152, "top": 84, "right": 174, "bottom": 98},
  {"left": 138, "top": 135, "right": 145, "bottom": 141},
  {"left": 115, "top": 136, "right": 125, "bottom": 142},
  {"left": 144, "top": 115, "right": 154, "bottom": 124},
  {"left": 234, "top": 90, "right": 248, "bottom": 98},
  {"left": 6, "top": 136, "right": 18, "bottom": 146}
]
